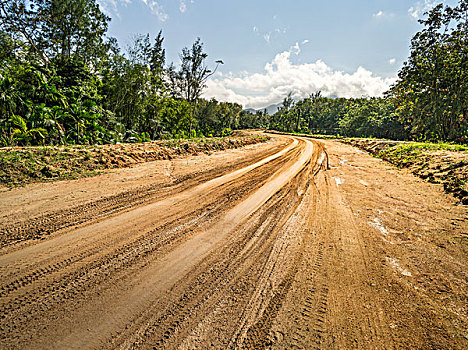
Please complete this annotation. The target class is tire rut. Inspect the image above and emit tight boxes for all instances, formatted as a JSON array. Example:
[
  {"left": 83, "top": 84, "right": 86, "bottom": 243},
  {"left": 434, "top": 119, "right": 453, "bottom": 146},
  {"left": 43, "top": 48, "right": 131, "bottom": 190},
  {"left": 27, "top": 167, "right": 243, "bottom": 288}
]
[
  {"left": 0, "top": 145, "right": 285, "bottom": 248},
  {"left": 116, "top": 158, "right": 313, "bottom": 349},
  {"left": 0, "top": 139, "right": 306, "bottom": 348}
]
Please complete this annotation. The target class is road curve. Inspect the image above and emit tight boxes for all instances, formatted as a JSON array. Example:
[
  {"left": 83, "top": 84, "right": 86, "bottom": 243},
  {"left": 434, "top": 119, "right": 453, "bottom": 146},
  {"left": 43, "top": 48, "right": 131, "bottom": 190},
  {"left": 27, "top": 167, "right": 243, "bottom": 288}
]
[
  {"left": 0, "top": 135, "right": 319, "bottom": 348},
  {"left": 1, "top": 134, "right": 466, "bottom": 349}
]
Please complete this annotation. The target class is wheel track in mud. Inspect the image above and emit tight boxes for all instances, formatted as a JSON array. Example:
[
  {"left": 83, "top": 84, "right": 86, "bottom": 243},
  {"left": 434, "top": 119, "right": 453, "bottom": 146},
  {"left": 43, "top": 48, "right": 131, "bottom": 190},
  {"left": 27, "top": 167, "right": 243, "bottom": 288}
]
[
  {"left": 236, "top": 145, "right": 330, "bottom": 350},
  {"left": 288, "top": 241, "right": 330, "bottom": 350},
  {"left": 0, "top": 145, "right": 303, "bottom": 338},
  {"left": 118, "top": 157, "right": 314, "bottom": 349},
  {"left": 3, "top": 134, "right": 458, "bottom": 349},
  {"left": 0, "top": 143, "right": 286, "bottom": 248},
  {"left": 284, "top": 177, "right": 334, "bottom": 350},
  {"left": 0, "top": 136, "right": 316, "bottom": 348}
]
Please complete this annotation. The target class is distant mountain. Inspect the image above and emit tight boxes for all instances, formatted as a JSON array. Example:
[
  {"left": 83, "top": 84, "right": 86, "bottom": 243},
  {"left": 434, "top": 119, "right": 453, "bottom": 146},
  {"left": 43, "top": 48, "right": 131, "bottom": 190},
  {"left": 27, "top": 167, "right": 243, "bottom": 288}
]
[
  {"left": 264, "top": 103, "right": 283, "bottom": 115},
  {"left": 244, "top": 108, "right": 257, "bottom": 114},
  {"left": 243, "top": 102, "right": 283, "bottom": 115},
  {"left": 243, "top": 95, "right": 340, "bottom": 115}
]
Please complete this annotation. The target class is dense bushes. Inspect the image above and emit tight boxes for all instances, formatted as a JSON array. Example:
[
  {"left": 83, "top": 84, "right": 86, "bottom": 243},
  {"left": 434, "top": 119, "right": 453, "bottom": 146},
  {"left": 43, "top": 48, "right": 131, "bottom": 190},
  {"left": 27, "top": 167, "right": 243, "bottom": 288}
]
[{"left": 0, "top": 0, "right": 247, "bottom": 146}]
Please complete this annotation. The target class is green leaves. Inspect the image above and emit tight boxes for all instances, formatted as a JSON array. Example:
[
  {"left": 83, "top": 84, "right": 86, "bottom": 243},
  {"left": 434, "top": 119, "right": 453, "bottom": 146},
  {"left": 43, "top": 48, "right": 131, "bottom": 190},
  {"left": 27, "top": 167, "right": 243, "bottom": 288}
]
[
  {"left": 0, "top": 1, "right": 288, "bottom": 145},
  {"left": 389, "top": 0, "right": 467, "bottom": 142},
  {"left": 8, "top": 114, "right": 48, "bottom": 145}
]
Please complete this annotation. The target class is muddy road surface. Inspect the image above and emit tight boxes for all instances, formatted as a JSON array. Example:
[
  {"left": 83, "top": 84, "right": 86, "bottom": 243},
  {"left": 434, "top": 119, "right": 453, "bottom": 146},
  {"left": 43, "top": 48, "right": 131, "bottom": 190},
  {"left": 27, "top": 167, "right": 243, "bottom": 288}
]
[{"left": 1, "top": 134, "right": 467, "bottom": 349}]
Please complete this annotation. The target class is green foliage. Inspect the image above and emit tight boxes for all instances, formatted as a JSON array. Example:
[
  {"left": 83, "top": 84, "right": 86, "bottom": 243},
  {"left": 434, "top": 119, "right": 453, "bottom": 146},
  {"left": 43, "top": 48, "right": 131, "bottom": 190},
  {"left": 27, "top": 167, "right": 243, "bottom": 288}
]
[
  {"left": 10, "top": 114, "right": 46, "bottom": 142},
  {"left": 2, "top": 0, "right": 463, "bottom": 147},
  {"left": 339, "top": 97, "right": 407, "bottom": 139},
  {"left": 222, "top": 128, "right": 232, "bottom": 137},
  {"left": 388, "top": 0, "right": 468, "bottom": 142},
  {"left": 385, "top": 142, "right": 468, "bottom": 153},
  {"left": 269, "top": 94, "right": 408, "bottom": 140},
  {"left": 0, "top": 0, "right": 250, "bottom": 146},
  {"left": 261, "top": 1, "right": 467, "bottom": 144}
]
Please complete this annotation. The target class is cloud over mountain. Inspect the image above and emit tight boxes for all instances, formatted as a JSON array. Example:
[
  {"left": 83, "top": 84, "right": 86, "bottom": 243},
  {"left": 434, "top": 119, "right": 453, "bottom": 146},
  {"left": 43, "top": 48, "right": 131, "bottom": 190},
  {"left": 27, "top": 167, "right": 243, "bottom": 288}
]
[{"left": 204, "top": 47, "right": 396, "bottom": 109}]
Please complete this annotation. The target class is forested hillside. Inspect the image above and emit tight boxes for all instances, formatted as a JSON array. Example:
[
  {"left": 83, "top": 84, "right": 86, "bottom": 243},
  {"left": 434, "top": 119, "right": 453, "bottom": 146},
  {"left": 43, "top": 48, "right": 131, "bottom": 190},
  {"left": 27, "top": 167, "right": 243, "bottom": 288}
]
[
  {"left": 0, "top": 0, "right": 247, "bottom": 146},
  {"left": 265, "top": 1, "right": 467, "bottom": 143},
  {"left": 0, "top": 0, "right": 466, "bottom": 146}
]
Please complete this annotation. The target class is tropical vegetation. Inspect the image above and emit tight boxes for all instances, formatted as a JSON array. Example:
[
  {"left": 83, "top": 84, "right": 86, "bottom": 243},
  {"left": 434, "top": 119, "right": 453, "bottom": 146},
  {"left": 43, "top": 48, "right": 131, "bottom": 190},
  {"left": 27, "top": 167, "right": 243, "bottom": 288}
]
[{"left": 0, "top": 0, "right": 466, "bottom": 146}]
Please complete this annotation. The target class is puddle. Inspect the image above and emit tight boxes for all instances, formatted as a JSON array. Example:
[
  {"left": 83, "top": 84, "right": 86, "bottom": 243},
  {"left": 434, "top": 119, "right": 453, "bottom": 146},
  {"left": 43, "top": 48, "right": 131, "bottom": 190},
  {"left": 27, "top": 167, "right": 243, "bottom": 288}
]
[
  {"left": 339, "top": 158, "right": 347, "bottom": 165},
  {"left": 332, "top": 177, "right": 344, "bottom": 186},
  {"left": 386, "top": 257, "right": 412, "bottom": 277},
  {"left": 359, "top": 180, "right": 369, "bottom": 187},
  {"left": 369, "top": 218, "right": 389, "bottom": 235},
  {"left": 318, "top": 152, "right": 326, "bottom": 165}
]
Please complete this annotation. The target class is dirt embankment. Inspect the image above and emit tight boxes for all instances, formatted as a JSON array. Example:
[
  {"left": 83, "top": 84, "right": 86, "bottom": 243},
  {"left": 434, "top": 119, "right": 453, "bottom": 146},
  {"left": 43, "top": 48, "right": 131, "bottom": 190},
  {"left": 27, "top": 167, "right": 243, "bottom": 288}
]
[
  {"left": 343, "top": 139, "right": 468, "bottom": 205},
  {"left": 0, "top": 133, "right": 269, "bottom": 188}
]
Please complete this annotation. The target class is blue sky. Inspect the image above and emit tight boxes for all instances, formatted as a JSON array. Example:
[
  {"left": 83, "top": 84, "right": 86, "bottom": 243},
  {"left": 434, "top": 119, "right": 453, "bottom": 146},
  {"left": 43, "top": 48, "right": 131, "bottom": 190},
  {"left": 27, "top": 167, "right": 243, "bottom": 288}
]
[{"left": 98, "top": 0, "right": 456, "bottom": 109}]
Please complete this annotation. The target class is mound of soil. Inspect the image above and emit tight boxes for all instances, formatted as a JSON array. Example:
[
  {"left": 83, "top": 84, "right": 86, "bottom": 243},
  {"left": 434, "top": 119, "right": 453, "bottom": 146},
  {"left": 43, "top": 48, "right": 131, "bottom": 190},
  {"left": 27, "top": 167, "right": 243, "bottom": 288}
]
[
  {"left": 343, "top": 139, "right": 468, "bottom": 205},
  {"left": 0, "top": 134, "right": 269, "bottom": 188}
]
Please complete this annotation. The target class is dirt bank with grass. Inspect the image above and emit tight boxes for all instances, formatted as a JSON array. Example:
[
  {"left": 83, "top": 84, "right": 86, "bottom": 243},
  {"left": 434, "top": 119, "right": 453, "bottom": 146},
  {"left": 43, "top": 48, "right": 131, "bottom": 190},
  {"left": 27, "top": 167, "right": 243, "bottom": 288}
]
[
  {"left": 342, "top": 139, "right": 468, "bottom": 205},
  {"left": 0, "top": 133, "right": 269, "bottom": 188}
]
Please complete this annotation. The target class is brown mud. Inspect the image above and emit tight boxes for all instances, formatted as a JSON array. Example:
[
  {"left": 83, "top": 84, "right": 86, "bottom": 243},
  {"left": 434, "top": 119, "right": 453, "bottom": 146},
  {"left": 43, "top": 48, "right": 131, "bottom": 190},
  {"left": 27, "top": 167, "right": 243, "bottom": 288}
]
[
  {"left": 0, "top": 134, "right": 466, "bottom": 349},
  {"left": 0, "top": 133, "right": 268, "bottom": 188}
]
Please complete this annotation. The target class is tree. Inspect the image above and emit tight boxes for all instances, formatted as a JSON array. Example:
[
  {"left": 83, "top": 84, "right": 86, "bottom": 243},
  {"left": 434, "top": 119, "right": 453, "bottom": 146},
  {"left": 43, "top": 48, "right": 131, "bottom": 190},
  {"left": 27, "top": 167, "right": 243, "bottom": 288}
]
[
  {"left": 171, "top": 38, "right": 222, "bottom": 136},
  {"left": 128, "top": 31, "right": 165, "bottom": 72},
  {"left": 0, "top": 1, "right": 48, "bottom": 63},
  {"left": 389, "top": 0, "right": 467, "bottom": 141},
  {"left": 339, "top": 98, "right": 407, "bottom": 139},
  {"left": 276, "top": 92, "right": 294, "bottom": 131},
  {"left": 0, "top": 0, "right": 110, "bottom": 66}
]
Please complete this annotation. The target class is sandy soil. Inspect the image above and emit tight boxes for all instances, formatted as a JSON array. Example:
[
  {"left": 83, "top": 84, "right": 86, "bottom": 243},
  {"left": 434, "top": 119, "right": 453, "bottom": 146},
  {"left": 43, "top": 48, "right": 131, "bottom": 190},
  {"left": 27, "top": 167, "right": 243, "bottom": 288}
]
[{"left": 0, "top": 134, "right": 466, "bottom": 349}]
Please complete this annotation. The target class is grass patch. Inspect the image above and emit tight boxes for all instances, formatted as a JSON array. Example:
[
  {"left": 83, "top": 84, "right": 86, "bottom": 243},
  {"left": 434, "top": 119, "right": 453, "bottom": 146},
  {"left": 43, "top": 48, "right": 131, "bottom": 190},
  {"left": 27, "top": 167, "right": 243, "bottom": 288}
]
[
  {"left": 0, "top": 134, "right": 269, "bottom": 188},
  {"left": 345, "top": 139, "right": 468, "bottom": 205},
  {"left": 389, "top": 142, "right": 468, "bottom": 153}
]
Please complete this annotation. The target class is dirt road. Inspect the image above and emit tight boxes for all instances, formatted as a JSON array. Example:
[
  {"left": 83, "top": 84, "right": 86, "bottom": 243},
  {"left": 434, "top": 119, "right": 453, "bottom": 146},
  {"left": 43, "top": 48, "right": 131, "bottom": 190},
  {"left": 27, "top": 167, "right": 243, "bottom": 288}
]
[{"left": 1, "top": 134, "right": 467, "bottom": 349}]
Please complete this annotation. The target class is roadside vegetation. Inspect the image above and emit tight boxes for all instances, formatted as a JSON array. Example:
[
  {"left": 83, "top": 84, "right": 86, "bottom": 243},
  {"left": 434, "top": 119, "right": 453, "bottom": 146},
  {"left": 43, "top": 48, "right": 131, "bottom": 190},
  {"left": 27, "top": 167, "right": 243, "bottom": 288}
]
[
  {"left": 267, "top": 1, "right": 467, "bottom": 144},
  {"left": 0, "top": 0, "right": 466, "bottom": 195},
  {"left": 0, "top": 133, "right": 268, "bottom": 187},
  {"left": 264, "top": 0, "right": 467, "bottom": 204},
  {"left": 1, "top": 0, "right": 465, "bottom": 147},
  {"left": 0, "top": 0, "right": 256, "bottom": 146}
]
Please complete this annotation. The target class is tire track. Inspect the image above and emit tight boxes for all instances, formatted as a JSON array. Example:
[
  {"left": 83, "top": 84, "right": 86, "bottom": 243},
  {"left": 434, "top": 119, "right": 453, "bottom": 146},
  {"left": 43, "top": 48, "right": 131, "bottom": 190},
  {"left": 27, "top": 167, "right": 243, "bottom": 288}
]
[
  {"left": 0, "top": 150, "right": 297, "bottom": 329},
  {"left": 112, "top": 155, "right": 312, "bottom": 349},
  {"left": 0, "top": 137, "right": 310, "bottom": 349},
  {"left": 0, "top": 142, "right": 287, "bottom": 248},
  {"left": 289, "top": 242, "right": 330, "bottom": 350}
]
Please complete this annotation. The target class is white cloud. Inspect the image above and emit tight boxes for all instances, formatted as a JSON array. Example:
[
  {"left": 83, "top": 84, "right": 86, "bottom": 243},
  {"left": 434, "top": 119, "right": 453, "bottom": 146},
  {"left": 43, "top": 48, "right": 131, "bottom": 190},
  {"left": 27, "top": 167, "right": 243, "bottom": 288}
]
[
  {"left": 373, "top": 10, "right": 395, "bottom": 19},
  {"left": 142, "top": 0, "right": 168, "bottom": 21},
  {"left": 99, "top": 0, "right": 168, "bottom": 21},
  {"left": 204, "top": 45, "right": 396, "bottom": 109},
  {"left": 389, "top": 58, "right": 396, "bottom": 65},
  {"left": 301, "top": 39, "right": 309, "bottom": 45},
  {"left": 179, "top": 0, "right": 186, "bottom": 13},
  {"left": 252, "top": 25, "right": 286, "bottom": 44},
  {"left": 98, "top": 0, "right": 131, "bottom": 18},
  {"left": 408, "top": 0, "right": 439, "bottom": 20},
  {"left": 291, "top": 42, "right": 301, "bottom": 55}
]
